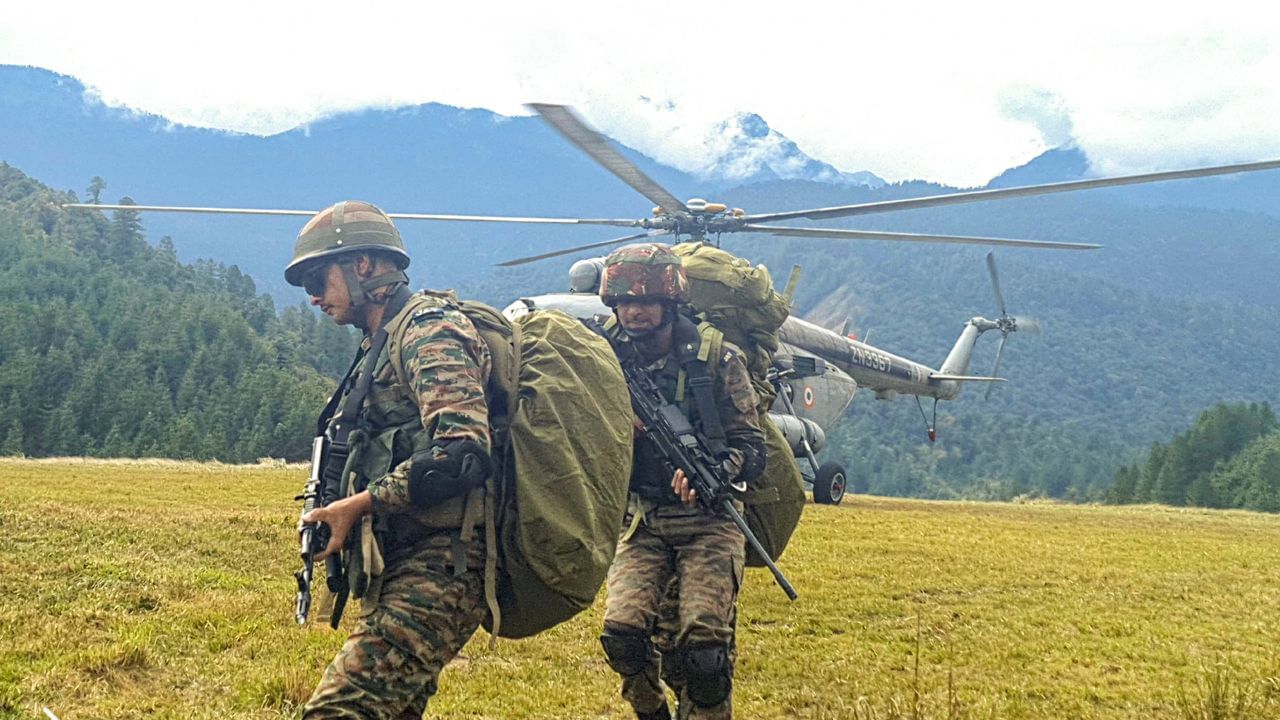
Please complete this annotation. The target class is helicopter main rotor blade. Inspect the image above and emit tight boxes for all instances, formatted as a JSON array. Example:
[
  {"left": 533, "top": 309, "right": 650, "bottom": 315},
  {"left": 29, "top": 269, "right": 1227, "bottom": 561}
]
[
  {"left": 526, "top": 103, "right": 690, "bottom": 219},
  {"left": 495, "top": 229, "right": 673, "bottom": 267},
  {"left": 64, "top": 203, "right": 316, "bottom": 217},
  {"left": 740, "top": 224, "right": 1101, "bottom": 250},
  {"left": 742, "top": 158, "right": 1280, "bottom": 224},
  {"left": 62, "top": 203, "right": 645, "bottom": 227},
  {"left": 986, "top": 252, "right": 1007, "bottom": 317}
]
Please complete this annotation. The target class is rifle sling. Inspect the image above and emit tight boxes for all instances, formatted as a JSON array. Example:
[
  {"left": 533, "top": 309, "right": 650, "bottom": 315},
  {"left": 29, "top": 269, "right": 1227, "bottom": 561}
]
[{"left": 588, "top": 316, "right": 729, "bottom": 460}]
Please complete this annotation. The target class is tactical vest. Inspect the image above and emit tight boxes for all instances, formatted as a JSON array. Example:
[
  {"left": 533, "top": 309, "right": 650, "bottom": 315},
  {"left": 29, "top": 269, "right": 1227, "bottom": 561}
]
[
  {"left": 344, "top": 292, "right": 488, "bottom": 548},
  {"left": 606, "top": 308, "right": 805, "bottom": 566},
  {"left": 608, "top": 313, "right": 727, "bottom": 504}
]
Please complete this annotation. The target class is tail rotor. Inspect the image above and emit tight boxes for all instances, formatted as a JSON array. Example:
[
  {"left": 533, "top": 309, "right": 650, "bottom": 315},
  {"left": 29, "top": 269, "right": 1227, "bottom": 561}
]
[{"left": 984, "top": 252, "right": 1041, "bottom": 400}]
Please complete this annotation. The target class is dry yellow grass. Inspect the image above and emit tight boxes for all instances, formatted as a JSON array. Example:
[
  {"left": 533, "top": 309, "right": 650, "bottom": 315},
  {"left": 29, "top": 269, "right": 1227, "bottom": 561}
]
[{"left": 3, "top": 458, "right": 1280, "bottom": 719}]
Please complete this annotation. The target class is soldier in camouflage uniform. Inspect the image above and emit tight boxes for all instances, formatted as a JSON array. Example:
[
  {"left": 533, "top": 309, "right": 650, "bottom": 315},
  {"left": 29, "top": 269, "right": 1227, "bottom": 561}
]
[
  {"left": 287, "top": 201, "right": 494, "bottom": 719},
  {"left": 596, "top": 243, "right": 766, "bottom": 720}
]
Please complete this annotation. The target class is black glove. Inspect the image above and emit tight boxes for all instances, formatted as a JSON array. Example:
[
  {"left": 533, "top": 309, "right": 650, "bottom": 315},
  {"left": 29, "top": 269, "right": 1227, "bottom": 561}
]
[{"left": 406, "top": 439, "right": 492, "bottom": 509}]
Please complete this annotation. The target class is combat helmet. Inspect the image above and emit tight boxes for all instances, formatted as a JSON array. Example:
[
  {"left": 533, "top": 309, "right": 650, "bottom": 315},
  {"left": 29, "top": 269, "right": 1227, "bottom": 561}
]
[
  {"left": 286, "top": 200, "right": 409, "bottom": 284},
  {"left": 599, "top": 243, "right": 691, "bottom": 307},
  {"left": 288, "top": 198, "right": 412, "bottom": 308}
]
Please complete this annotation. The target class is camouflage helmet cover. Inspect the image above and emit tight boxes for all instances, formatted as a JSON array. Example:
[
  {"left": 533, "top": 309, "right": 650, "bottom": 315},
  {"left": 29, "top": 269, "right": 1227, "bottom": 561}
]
[
  {"left": 599, "top": 242, "right": 691, "bottom": 307},
  {"left": 284, "top": 200, "right": 410, "bottom": 286}
]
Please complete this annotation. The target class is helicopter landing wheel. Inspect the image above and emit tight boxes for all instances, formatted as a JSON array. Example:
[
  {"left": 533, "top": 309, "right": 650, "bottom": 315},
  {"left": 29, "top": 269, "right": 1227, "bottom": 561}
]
[{"left": 813, "top": 461, "right": 848, "bottom": 505}]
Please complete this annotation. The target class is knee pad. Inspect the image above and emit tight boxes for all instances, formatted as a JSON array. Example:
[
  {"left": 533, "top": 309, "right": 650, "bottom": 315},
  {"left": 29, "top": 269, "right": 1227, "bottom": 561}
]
[
  {"left": 682, "top": 644, "right": 732, "bottom": 708},
  {"left": 600, "top": 628, "right": 651, "bottom": 677}
]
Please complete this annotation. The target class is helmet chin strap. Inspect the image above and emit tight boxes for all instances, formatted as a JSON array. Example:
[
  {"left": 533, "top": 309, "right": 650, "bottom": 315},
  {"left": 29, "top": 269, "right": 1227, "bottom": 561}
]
[{"left": 339, "top": 258, "right": 409, "bottom": 309}]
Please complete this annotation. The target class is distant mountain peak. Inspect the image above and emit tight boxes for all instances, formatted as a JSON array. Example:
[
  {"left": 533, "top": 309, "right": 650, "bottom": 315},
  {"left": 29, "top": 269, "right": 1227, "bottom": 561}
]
[
  {"left": 697, "top": 111, "right": 884, "bottom": 189},
  {"left": 736, "top": 112, "right": 771, "bottom": 139},
  {"left": 985, "top": 146, "right": 1092, "bottom": 188}
]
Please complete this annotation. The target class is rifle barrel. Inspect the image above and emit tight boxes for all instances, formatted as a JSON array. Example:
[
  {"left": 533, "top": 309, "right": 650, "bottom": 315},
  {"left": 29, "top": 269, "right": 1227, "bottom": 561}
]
[{"left": 721, "top": 498, "right": 798, "bottom": 600}]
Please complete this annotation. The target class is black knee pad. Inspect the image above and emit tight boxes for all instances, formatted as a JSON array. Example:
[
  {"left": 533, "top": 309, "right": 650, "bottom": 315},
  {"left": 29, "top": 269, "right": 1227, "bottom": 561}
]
[
  {"left": 682, "top": 644, "right": 732, "bottom": 708},
  {"left": 600, "top": 628, "right": 651, "bottom": 677}
]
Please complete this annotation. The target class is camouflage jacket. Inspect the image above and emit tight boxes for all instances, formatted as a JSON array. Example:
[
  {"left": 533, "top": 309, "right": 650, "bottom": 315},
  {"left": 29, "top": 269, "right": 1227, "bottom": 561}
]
[
  {"left": 339, "top": 292, "right": 492, "bottom": 519},
  {"left": 607, "top": 313, "right": 765, "bottom": 504}
]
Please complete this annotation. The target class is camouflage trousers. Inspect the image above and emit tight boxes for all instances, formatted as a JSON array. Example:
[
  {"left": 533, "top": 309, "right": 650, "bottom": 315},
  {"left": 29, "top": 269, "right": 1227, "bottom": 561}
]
[
  {"left": 603, "top": 502, "right": 745, "bottom": 720},
  {"left": 303, "top": 532, "right": 487, "bottom": 720},
  {"left": 654, "top": 581, "right": 738, "bottom": 719}
]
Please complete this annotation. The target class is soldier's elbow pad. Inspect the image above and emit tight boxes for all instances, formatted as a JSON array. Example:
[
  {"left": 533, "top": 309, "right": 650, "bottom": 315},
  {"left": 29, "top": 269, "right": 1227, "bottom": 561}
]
[{"left": 406, "top": 439, "right": 492, "bottom": 509}]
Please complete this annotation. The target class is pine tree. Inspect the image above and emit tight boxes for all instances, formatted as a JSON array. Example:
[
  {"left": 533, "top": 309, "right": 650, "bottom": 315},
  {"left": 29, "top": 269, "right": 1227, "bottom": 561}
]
[
  {"left": 1108, "top": 465, "right": 1137, "bottom": 504},
  {"left": 1155, "top": 441, "right": 1192, "bottom": 506},
  {"left": 1, "top": 420, "right": 23, "bottom": 456},
  {"left": 1134, "top": 443, "right": 1167, "bottom": 502},
  {"left": 101, "top": 423, "right": 130, "bottom": 458},
  {"left": 166, "top": 415, "right": 200, "bottom": 459},
  {"left": 86, "top": 176, "right": 106, "bottom": 204}
]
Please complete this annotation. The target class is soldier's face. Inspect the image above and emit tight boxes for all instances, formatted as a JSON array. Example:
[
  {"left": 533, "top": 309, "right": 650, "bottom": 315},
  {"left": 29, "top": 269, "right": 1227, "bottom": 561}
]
[
  {"left": 615, "top": 299, "right": 666, "bottom": 335},
  {"left": 308, "top": 263, "right": 355, "bottom": 325}
]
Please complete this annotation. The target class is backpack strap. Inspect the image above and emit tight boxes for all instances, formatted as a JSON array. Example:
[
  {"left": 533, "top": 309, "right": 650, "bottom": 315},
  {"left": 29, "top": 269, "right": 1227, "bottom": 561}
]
[
  {"left": 483, "top": 316, "right": 519, "bottom": 647},
  {"left": 675, "top": 318, "right": 729, "bottom": 459},
  {"left": 383, "top": 293, "right": 451, "bottom": 390}
]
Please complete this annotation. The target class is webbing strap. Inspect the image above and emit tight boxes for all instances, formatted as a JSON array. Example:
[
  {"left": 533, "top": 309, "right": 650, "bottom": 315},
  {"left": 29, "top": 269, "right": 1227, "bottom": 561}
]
[
  {"left": 316, "top": 348, "right": 365, "bottom": 436},
  {"left": 676, "top": 319, "right": 728, "bottom": 456},
  {"left": 330, "top": 330, "right": 386, "bottom": 444}
]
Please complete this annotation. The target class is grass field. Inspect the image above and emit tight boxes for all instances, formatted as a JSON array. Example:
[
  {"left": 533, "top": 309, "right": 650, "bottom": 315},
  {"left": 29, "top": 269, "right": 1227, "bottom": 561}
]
[{"left": 3, "top": 458, "right": 1280, "bottom": 719}]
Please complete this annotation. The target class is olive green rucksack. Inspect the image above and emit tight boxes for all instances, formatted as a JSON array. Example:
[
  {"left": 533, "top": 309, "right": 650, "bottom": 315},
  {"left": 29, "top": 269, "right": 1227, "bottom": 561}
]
[
  {"left": 389, "top": 292, "right": 633, "bottom": 638},
  {"left": 670, "top": 243, "right": 806, "bottom": 567},
  {"left": 672, "top": 242, "right": 789, "bottom": 412}
]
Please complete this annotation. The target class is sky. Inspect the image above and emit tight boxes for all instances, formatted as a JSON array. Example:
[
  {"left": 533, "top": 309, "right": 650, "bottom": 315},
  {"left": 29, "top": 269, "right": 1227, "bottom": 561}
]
[{"left": 3, "top": 1, "right": 1278, "bottom": 187}]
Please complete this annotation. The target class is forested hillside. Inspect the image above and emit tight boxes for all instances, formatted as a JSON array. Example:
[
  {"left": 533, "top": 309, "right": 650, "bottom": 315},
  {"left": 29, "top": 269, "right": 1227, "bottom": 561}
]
[
  {"left": 1107, "top": 402, "right": 1280, "bottom": 511},
  {"left": 0, "top": 164, "right": 356, "bottom": 461}
]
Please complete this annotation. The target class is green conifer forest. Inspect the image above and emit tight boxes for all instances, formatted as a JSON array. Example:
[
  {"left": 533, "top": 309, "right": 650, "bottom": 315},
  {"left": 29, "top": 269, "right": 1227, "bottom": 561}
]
[{"left": 0, "top": 163, "right": 355, "bottom": 462}]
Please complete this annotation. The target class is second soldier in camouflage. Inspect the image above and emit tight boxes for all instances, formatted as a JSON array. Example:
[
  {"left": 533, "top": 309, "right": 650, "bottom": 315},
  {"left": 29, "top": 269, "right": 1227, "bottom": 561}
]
[{"left": 596, "top": 243, "right": 766, "bottom": 720}]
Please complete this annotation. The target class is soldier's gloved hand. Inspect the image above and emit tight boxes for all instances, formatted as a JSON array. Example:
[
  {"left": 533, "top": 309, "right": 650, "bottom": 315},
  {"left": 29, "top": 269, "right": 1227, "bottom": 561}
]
[
  {"left": 716, "top": 451, "right": 748, "bottom": 496},
  {"left": 406, "top": 439, "right": 492, "bottom": 509}
]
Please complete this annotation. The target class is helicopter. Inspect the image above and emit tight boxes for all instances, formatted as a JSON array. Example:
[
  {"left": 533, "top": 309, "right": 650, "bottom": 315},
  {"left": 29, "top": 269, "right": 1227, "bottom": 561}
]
[
  {"left": 501, "top": 248, "right": 1032, "bottom": 505},
  {"left": 66, "top": 104, "right": 1280, "bottom": 504}
]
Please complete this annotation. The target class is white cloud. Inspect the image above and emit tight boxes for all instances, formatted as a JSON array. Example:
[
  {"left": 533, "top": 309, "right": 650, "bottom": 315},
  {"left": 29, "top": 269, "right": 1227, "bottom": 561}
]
[{"left": 3, "top": 0, "right": 1279, "bottom": 186}]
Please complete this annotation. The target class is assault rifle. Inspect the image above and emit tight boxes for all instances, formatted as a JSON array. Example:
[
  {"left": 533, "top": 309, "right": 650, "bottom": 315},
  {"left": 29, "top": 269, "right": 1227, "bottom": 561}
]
[
  {"left": 623, "top": 362, "right": 799, "bottom": 601},
  {"left": 294, "top": 338, "right": 387, "bottom": 629},
  {"left": 294, "top": 431, "right": 363, "bottom": 629},
  {"left": 294, "top": 436, "right": 327, "bottom": 625}
]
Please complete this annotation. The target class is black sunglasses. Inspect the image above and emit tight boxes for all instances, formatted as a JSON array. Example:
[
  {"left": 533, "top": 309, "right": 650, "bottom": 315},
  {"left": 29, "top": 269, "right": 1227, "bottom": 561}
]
[{"left": 301, "top": 266, "right": 329, "bottom": 297}]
